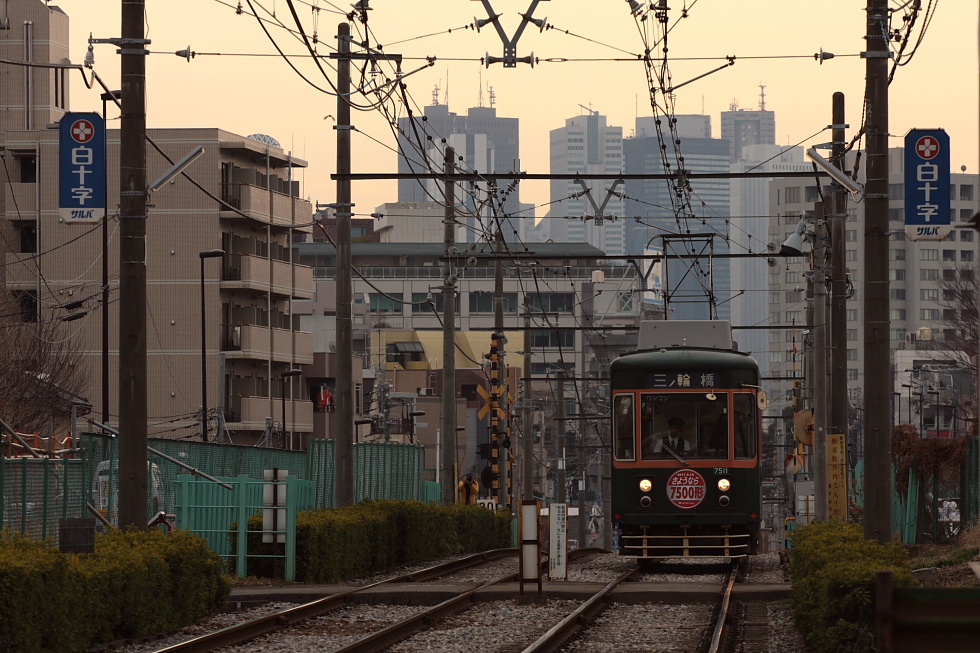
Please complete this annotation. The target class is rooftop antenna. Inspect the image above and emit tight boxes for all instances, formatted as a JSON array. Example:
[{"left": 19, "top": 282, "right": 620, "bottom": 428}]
[
  {"left": 432, "top": 83, "right": 440, "bottom": 106},
  {"left": 445, "top": 68, "right": 450, "bottom": 108},
  {"left": 488, "top": 84, "right": 496, "bottom": 108},
  {"left": 578, "top": 103, "right": 596, "bottom": 115},
  {"left": 729, "top": 99, "right": 738, "bottom": 111},
  {"left": 478, "top": 70, "right": 483, "bottom": 107},
  {"left": 759, "top": 82, "right": 766, "bottom": 111}
]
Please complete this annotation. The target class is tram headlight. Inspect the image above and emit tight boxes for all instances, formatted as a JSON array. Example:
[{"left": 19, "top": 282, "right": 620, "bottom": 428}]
[
  {"left": 717, "top": 478, "right": 731, "bottom": 492},
  {"left": 718, "top": 495, "right": 731, "bottom": 508},
  {"left": 638, "top": 478, "right": 652, "bottom": 493}
]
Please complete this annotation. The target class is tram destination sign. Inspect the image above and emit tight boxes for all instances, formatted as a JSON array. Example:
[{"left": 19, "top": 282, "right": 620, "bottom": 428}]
[
  {"left": 646, "top": 371, "right": 720, "bottom": 389},
  {"left": 904, "top": 128, "right": 950, "bottom": 242},
  {"left": 59, "top": 112, "right": 106, "bottom": 223}
]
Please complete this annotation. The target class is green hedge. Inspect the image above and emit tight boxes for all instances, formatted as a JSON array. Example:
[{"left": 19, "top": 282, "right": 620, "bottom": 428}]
[
  {"left": 0, "top": 529, "right": 230, "bottom": 653},
  {"left": 791, "top": 521, "right": 914, "bottom": 653},
  {"left": 242, "top": 500, "right": 512, "bottom": 582}
]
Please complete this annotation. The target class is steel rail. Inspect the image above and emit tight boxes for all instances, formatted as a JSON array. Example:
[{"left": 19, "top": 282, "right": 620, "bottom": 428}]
[
  {"left": 151, "top": 548, "right": 516, "bottom": 653},
  {"left": 707, "top": 558, "right": 741, "bottom": 653},
  {"left": 329, "top": 546, "right": 606, "bottom": 653},
  {"left": 520, "top": 563, "right": 644, "bottom": 653}
]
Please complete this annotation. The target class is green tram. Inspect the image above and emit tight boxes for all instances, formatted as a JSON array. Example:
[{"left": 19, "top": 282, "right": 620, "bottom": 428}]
[{"left": 610, "top": 321, "right": 766, "bottom": 558}]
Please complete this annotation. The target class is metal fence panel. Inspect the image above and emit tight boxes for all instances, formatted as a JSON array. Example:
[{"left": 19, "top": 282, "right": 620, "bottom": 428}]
[{"left": 1, "top": 457, "right": 86, "bottom": 544}]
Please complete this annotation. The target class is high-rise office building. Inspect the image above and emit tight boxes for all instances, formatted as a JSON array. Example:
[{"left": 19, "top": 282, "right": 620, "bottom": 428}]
[
  {"left": 396, "top": 103, "right": 521, "bottom": 241},
  {"left": 546, "top": 111, "right": 626, "bottom": 260},
  {"left": 721, "top": 105, "right": 776, "bottom": 163},
  {"left": 624, "top": 116, "right": 731, "bottom": 321}
]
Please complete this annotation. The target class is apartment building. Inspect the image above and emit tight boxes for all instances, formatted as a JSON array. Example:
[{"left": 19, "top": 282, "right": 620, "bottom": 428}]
[
  {"left": 1, "top": 0, "right": 315, "bottom": 446},
  {"left": 766, "top": 149, "right": 979, "bottom": 441}
]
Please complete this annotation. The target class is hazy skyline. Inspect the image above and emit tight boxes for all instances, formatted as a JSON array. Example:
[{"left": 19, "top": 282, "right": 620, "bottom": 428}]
[{"left": 58, "top": 1, "right": 978, "bottom": 216}]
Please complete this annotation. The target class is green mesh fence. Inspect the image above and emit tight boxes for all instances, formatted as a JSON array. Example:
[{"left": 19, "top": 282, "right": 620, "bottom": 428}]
[
  {"left": 307, "top": 438, "right": 336, "bottom": 508},
  {"left": 353, "top": 441, "right": 425, "bottom": 503},
  {"left": 81, "top": 435, "right": 427, "bottom": 516},
  {"left": 0, "top": 457, "right": 87, "bottom": 544}
]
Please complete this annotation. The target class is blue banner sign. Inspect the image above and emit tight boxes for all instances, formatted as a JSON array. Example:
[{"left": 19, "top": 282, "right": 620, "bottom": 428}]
[
  {"left": 59, "top": 112, "right": 106, "bottom": 223},
  {"left": 904, "top": 128, "right": 950, "bottom": 241}
]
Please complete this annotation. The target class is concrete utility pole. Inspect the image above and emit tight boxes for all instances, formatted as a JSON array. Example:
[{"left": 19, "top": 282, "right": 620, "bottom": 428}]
[
  {"left": 334, "top": 22, "right": 354, "bottom": 506},
  {"left": 556, "top": 371, "right": 566, "bottom": 503},
  {"left": 494, "top": 224, "right": 509, "bottom": 509},
  {"left": 829, "top": 93, "right": 850, "bottom": 463},
  {"left": 441, "top": 147, "right": 458, "bottom": 504},
  {"left": 117, "top": 0, "right": 149, "bottom": 530},
  {"left": 863, "top": 0, "right": 892, "bottom": 543},
  {"left": 813, "top": 202, "right": 829, "bottom": 521},
  {"left": 522, "top": 308, "right": 533, "bottom": 502}
]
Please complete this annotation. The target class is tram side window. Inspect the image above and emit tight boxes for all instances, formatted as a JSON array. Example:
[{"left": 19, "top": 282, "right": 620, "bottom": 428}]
[
  {"left": 614, "top": 395, "right": 635, "bottom": 460},
  {"left": 733, "top": 394, "right": 758, "bottom": 458}
]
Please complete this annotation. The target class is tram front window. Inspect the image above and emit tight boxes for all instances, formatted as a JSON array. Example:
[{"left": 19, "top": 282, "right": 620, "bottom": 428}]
[{"left": 640, "top": 392, "right": 730, "bottom": 460}]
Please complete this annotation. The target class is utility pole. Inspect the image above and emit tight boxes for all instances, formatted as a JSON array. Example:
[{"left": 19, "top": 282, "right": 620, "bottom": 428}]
[
  {"left": 333, "top": 22, "right": 354, "bottom": 506},
  {"left": 522, "top": 307, "right": 533, "bottom": 502},
  {"left": 556, "top": 371, "right": 566, "bottom": 503},
  {"left": 829, "top": 93, "right": 850, "bottom": 466},
  {"left": 863, "top": 0, "right": 892, "bottom": 543},
  {"left": 117, "top": 0, "right": 148, "bottom": 530},
  {"left": 813, "top": 201, "right": 828, "bottom": 521},
  {"left": 494, "top": 223, "right": 509, "bottom": 509},
  {"left": 441, "top": 147, "right": 458, "bottom": 504}
]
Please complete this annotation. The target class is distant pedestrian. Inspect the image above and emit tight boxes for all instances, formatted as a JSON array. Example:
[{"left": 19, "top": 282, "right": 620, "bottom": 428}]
[{"left": 458, "top": 471, "right": 479, "bottom": 505}]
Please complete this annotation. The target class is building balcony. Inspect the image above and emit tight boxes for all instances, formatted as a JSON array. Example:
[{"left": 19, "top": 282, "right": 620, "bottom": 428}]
[
  {"left": 222, "top": 254, "right": 314, "bottom": 299},
  {"left": 2, "top": 183, "right": 38, "bottom": 219},
  {"left": 223, "top": 323, "right": 314, "bottom": 364},
  {"left": 220, "top": 183, "right": 313, "bottom": 232},
  {"left": 225, "top": 395, "right": 314, "bottom": 433},
  {"left": 2, "top": 254, "right": 39, "bottom": 286}
]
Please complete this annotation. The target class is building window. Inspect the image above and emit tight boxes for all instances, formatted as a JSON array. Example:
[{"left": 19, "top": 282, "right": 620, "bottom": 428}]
[
  {"left": 920, "top": 288, "right": 939, "bottom": 301},
  {"left": 527, "top": 292, "right": 575, "bottom": 313},
  {"left": 411, "top": 292, "right": 443, "bottom": 313},
  {"left": 961, "top": 185, "right": 974, "bottom": 202},
  {"left": 942, "top": 250, "right": 956, "bottom": 262},
  {"left": 785, "top": 271, "right": 800, "bottom": 283},
  {"left": 961, "top": 208, "right": 974, "bottom": 222},
  {"left": 770, "top": 291, "right": 781, "bottom": 304},
  {"left": 889, "top": 183, "right": 904, "bottom": 199},
  {"left": 889, "top": 249, "right": 905, "bottom": 261},
  {"left": 921, "top": 249, "right": 939, "bottom": 261},
  {"left": 889, "top": 328, "right": 906, "bottom": 341},
  {"left": 785, "top": 186, "right": 801, "bottom": 204},
  {"left": 962, "top": 250, "right": 974, "bottom": 262},
  {"left": 888, "top": 208, "right": 904, "bottom": 222},
  {"left": 889, "top": 309, "right": 906, "bottom": 320},
  {"left": 846, "top": 230, "right": 857, "bottom": 242},
  {"left": 784, "top": 291, "right": 799, "bottom": 303},
  {"left": 846, "top": 309, "right": 858, "bottom": 321},
  {"left": 846, "top": 250, "right": 857, "bottom": 261},
  {"left": 847, "top": 369, "right": 859, "bottom": 381},
  {"left": 369, "top": 293, "right": 403, "bottom": 314},
  {"left": 470, "top": 292, "right": 518, "bottom": 314},
  {"left": 890, "top": 269, "right": 906, "bottom": 281},
  {"left": 920, "top": 269, "right": 939, "bottom": 281},
  {"left": 960, "top": 230, "right": 974, "bottom": 242},
  {"left": 847, "top": 349, "right": 858, "bottom": 361},
  {"left": 531, "top": 329, "right": 574, "bottom": 348},
  {"left": 847, "top": 329, "right": 857, "bottom": 341},
  {"left": 770, "top": 331, "right": 781, "bottom": 343},
  {"left": 944, "top": 231, "right": 957, "bottom": 242},
  {"left": 890, "top": 289, "right": 906, "bottom": 301},
  {"left": 785, "top": 310, "right": 802, "bottom": 323},
  {"left": 920, "top": 308, "right": 940, "bottom": 321}
]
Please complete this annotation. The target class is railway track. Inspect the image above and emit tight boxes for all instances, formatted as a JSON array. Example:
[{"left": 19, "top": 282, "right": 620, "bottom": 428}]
[{"left": 132, "top": 552, "right": 776, "bottom": 653}]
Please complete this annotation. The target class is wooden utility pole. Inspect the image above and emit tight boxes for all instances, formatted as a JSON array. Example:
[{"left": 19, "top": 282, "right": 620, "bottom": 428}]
[
  {"left": 556, "top": 371, "right": 566, "bottom": 503},
  {"left": 522, "top": 308, "right": 533, "bottom": 502},
  {"left": 334, "top": 22, "right": 354, "bottom": 506},
  {"left": 441, "top": 147, "right": 457, "bottom": 504},
  {"left": 117, "top": 0, "right": 148, "bottom": 530},
  {"left": 494, "top": 223, "right": 509, "bottom": 509},
  {"left": 813, "top": 202, "right": 828, "bottom": 521},
  {"left": 863, "top": 0, "right": 892, "bottom": 543}
]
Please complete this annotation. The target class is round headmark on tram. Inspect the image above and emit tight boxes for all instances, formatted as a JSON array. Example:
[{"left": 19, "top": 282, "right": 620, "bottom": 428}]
[{"left": 666, "top": 468, "right": 706, "bottom": 509}]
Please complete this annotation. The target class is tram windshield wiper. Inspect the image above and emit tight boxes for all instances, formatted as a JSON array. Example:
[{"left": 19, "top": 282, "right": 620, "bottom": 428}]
[{"left": 661, "top": 442, "right": 690, "bottom": 467}]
